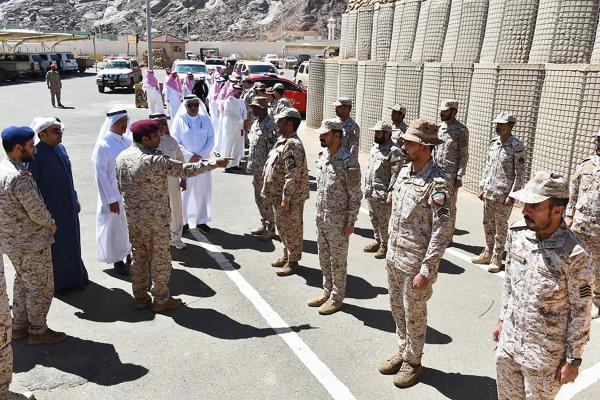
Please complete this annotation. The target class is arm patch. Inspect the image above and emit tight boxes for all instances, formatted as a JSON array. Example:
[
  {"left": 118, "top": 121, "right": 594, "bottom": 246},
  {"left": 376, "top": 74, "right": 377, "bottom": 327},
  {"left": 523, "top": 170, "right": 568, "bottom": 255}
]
[
  {"left": 347, "top": 167, "right": 360, "bottom": 187},
  {"left": 580, "top": 284, "right": 592, "bottom": 298},
  {"left": 285, "top": 157, "right": 296, "bottom": 170}
]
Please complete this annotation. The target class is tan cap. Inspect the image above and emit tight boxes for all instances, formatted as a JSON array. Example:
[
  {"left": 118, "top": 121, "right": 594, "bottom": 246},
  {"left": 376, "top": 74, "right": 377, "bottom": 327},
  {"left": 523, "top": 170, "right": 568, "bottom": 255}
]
[
  {"left": 249, "top": 96, "right": 269, "bottom": 109},
  {"left": 332, "top": 97, "right": 352, "bottom": 107},
  {"left": 389, "top": 104, "right": 407, "bottom": 114},
  {"left": 273, "top": 83, "right": 285, "bottom": 90},
  {"left": 369, "top": 120, "right": 393, "bottom": 132},
  {"left": 316, "top": 118, "right": 344, "bottom": 134},
  {"left": 274, "top": 107, "right": 302, "bottom": 121},
  {"left": 439, "top": 99, "right": 459, "bottom": 111},
  {"left": 265, "top": 87, "right": 275, "bottom": 95},
  {"left": 494, "top": 112, "right": 517, "bottom": 124},
  {"left": 255, "top": 82, "right": 267, "bottom": 90},
  {"left": 510, "top": 171, "right": 569, "bottom": 204},
  {"left": 400, "top": 119, "right": 442, "bottom": 145}
]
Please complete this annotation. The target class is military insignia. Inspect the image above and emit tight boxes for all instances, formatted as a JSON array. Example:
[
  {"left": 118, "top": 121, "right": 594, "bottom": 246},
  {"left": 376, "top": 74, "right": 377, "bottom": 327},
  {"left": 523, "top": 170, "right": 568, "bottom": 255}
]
[
  {"left": 431, "top": 191, "right": 446, "bottom": 206},
  {"left": 580, "top": 284, "right": 592, "bottom": 298},
  {"left": 436, "top": 207, "right": 449, "bottom": 219},
  {"left": 285, "top": 157, "right": 296, "bottom": 169},
  {"left": 347, "top": 167, "right": 361, "bottom": 187}
]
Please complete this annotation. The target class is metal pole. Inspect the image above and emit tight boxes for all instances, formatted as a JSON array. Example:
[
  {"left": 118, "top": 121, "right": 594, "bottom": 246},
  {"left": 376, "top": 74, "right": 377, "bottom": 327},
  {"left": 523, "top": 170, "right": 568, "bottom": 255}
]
[
  {"left": 146, "top": 0, "right": 153, "bottom": 68},
  {"left": 93, "top": 26, "right": 98, "bottom": 72}
]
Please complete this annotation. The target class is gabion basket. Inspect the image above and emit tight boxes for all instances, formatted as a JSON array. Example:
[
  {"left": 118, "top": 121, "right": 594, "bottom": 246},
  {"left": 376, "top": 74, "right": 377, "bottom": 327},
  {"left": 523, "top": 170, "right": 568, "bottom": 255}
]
[
  {"left": 340, "top": 13, "right": 350, "bottom": 59},
  {"left": 390, "top": 0, "right": 423, "bottom": 62},
  {"left": 381, "top": 62, "right": 424, "bottom": 122},
  {"left": 357, "top": 7, "right": 374, "bottom": 61},
  {"left": 370, "top": 2, "right": 396, "bottom": 62},
  {"left": 346, "top": 11, "right": 359, "bottom": 59},
  {"left": 441, "top": 0, "right": 489, "bottom": 63},
  {"left": 306, "top": 58, "right": 326, "bottom": 128},
  {"left": 322, "top": 59, "right": 340, "bottom": 121},
  {"left": 355, "top": 61, "right": 386, "bottom": 153},
  {"left": 339, "top": 60, "right": 359, "bottom": 120},
  {"left": 411, "top": 0, "right": 452, "bottom": 63}
]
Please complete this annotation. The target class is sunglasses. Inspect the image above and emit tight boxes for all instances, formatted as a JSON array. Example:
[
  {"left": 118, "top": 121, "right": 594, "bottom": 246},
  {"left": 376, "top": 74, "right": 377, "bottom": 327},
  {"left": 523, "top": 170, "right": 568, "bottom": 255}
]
[{"left": 187, "top": 103, "right": 200, "bottom": 108}]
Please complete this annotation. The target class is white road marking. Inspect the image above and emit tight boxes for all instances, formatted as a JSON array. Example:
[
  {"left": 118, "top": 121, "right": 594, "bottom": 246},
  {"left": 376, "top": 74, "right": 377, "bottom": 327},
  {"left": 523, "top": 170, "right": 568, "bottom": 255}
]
[
  {"left": 188, "top": 230, "right": 357, "bottom": 400},
  {"left": 556, "top": 361, "right": 600, "bottom": 399}
]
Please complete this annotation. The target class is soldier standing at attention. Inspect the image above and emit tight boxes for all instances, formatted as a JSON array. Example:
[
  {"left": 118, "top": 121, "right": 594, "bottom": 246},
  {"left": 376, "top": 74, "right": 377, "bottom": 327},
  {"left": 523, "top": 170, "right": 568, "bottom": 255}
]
[
  {"left": 493, "top": 171, "right": 593, "bottom": 399},
  {"left": 363, "top": 121, "right": 404, "bottom": 259},
  {"left": 269, "top": 83, "right": 292, "bottom": 118},
  {"left": 434, "top": 99, "right": 469, "bottom": 232},
  {"left": 0, "top": 126, "right": 66, "bottom": 345},
  {"left": 472, "top": 113, "right": 527, "bottom": 273},
  {"left": 261, "top": 108, "right": 310, "bottom": 277},
  {"left": 333, "top": 97, "right": 360, "bottom": 160},
  {"left": 247, "top": 97, "right": 278, "bottom": 240},
  {"left": 45, "top": 64, "right": 63, "bottom": 108},
  {"left": 389, "top": 104, "right": 408, "bottom": 146},
  {"left": 378, "top": 120, "right": 453, "bottom": 388},
  {"left": 308, "top": 118, "right": 362, "bottom": 315},
  {"left": 115, "top": 120, "right": 229, "bottom": 312}
]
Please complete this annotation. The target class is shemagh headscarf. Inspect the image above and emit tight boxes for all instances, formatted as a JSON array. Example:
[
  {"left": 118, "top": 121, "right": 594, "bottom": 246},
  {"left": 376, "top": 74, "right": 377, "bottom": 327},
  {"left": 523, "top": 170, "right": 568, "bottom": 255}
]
[
  {"left": 173, "top": 95, "right": 209, "bottom": 122},
  {"left": 165, "top": 71, "right": 182, "bottom": 96},
  {"left": 143, "top": 70, "right": 161, "bottom": 92},
  {"left": 95, "top": 109, "right": 131, "bottom": 144},
  {"left": 184, "top": 73, "right": 195, "bottom": 93}
]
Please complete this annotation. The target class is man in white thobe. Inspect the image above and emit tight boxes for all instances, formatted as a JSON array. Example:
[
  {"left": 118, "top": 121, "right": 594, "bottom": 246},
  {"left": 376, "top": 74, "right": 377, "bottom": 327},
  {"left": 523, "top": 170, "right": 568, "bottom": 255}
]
[
  {"left": 143, "top": 70, "right": 165, "bottom": 115},
  {"left": 172, "top": 95, "right": 215, "bottom": 234},
  {"left": 208, "top": 76, "right": 226, "bottom": 156},
  {"left": 91, "top": 109, "right": 132, "bottom": 275},
  {"left": 221, "top": 84, "right": 245, "bottom": 172},
  {"left": 164, "top": 71, "right": 183, "bottom": 118}
]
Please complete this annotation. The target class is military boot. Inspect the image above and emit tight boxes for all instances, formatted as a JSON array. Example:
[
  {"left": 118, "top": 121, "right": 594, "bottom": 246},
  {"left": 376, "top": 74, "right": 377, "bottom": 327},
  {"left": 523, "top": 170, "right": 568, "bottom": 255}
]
[
  {"left": 271, "top": 257, "right": 288, "bottom": 268},
  {"left": 307, "top": 293, "right": 329, "bottom": 307},
  {"left": 393, "top": 362, "right": 423, "bottom": 388},
  {"left": 28, "top": 328, "right": 67, "bottom": 345},
  {"left": 374, "top": 245, "right": 387, "bottom": 259},
  {"left": 363, "top": 241, "right": 380, "bottom": 253},
  {"left": 378, "top": 353, "right": 404, "bottom": 375},
  {"left": 318, "top": 299, "right": 343, "bottom": 315},
  {"left": 152, "top": 297, "right": 184, "bottom": 313},
  {"left": 134, "top": 294, "right": 152, "bottom": 310},
  {"left": 487, "top": 253, "right": 503, "bottom": 273},
  {"left": 8, "top": 391, "right": 36, "bottom": 400},
  {"left": 250, "top": 224, "right": 266, "bottom": 235},
  {"left": 258, "top": 230, "right": 276, "bottom": 241},
  {"left": 471, "top": 249, "right": 492, "bottom": 264},
  {"left": 11, "top": 326, "right": 28, "bottom": 340},
  {"left": 276, "top": 261, "right": 298, "bottom": 277}
]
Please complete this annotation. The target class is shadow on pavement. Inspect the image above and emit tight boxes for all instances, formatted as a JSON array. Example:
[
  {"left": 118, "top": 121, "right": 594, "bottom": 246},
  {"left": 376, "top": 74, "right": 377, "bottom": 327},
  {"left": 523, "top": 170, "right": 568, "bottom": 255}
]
[
  {"left": 12, "top": 336, "right": 149, "bottom": 386},
  {"left": 421, "top": 367, "right": 498, "bottom": 400},
  {"left": 297, "top": 265, "right": 388, "bottom": 299},
  {"left": 172, "top": 241, "right": 242, "bottom": 270},
  {"left": 439, "top": 259, "right": 465, "bottom": 275},
  {"left": 449, "top": 241, "right": 485, "bottom": 256},
  {"left": 206, "top": 228, "right": 276, "bottom": 253},
  {"left": 453, "top": 228, "right": 470, "bottom": 236},
  {"left": 353, "top": 226, "right": 375, "bottom": 240},
  {"left": 302, "top": 239, "right": 318, "bottom": 255}
]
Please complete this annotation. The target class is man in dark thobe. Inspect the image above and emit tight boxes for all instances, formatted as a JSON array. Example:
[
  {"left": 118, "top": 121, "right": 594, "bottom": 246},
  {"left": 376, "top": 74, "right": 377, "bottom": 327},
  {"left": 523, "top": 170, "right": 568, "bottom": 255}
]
[{"left": 30, "top": 117, "right": 88, "bottom": 292}]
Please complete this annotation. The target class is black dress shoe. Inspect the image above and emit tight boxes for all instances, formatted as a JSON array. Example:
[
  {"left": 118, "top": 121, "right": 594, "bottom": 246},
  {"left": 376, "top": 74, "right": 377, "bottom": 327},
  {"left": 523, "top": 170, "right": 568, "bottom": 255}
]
[
  {"left": 182, "top": 224, "right": 190, "bottom": 234},
  {"left": 126, "top": 254, "right": 132, "bottom": 265},
  {"left": 114, "top": 261, "right": 130, "bottom": 276},
  {"left": 198, "top": 224, "right": 213, "bottom": 234},
  {"left": 224, "top": 168, "right": 235, "bottom": 173}
]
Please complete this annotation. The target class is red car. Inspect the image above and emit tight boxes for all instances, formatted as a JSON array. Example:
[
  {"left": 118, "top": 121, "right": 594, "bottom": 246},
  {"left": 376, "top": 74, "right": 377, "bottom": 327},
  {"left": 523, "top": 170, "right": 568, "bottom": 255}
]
[{"left": 247, "top": 73, "right": 307, "bottom": 115}]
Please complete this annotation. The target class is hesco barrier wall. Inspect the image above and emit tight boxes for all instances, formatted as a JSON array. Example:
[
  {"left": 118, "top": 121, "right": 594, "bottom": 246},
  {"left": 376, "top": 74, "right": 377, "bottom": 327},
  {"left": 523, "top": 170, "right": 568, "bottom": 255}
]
[
  {"left": 464, "top": 64, "right": 545, "bottom": 192},
  {"left": 528, "top": 0, "right": 598, "bottom": 64},
  {"left": 592, "top": 19, "right": 600, "bottom": 63},
  {"left": 356, "top": 7, "right": 374, "bottom": 61},
  {"left": 370, "top": 2, "right": 396, "bottom": 62},
  {"left": 306, "top": 58, "right": 325, "bottom": 128},
  {"left": 355, "top": 61, "right": 386, "bottom": 153},
  {"left": 532, "top": 64, "right": 600, "bottom": 179},
  {"left": 411, "top": 0, "right": 452, "bottom": 63},
  {"left": 479, "top": 0, "right": 539, "bottom": 63},
  {"left": 419, "top": 63, "right": 473, "bottom": 123},
  {"left": 346, "top": 11, "right": 358, "bottom": 59},
  {"left": 390, "top": 0, "right": 422, "bottom": 62},
  {"left": 441, "top": 0, "right": 489, "bottom": 63},
  {"left": 338, "top": 61, "right": 358, "bottom": 120},
  {"left": 322, "top": 60, "right": 340, "bottom": 120},
  {"left": 339, "top": 13, "right": 349, "bottom": 59},
  {"left": 381, "top": 62, "right": 423, "bottom": 122}
]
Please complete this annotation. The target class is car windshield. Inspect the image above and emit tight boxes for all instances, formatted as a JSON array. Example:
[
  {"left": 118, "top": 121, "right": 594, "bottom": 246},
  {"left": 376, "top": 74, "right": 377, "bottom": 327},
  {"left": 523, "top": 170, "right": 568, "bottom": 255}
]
[
  {"left": 31, "top": 54, "right": 42, "bottom": 61},
  {"left": 175, "top": 64, "right": 208, "bottom": 74},
  {"left": 105, "top": 61, "right": 130, "bottom": 69},
  {"left": 50, "top": 54, "right": 59, "bottom": 61},
  {"left": 205, "top": 59, "right": 224, "bottom": 65},
  {"left": 249, "top": 64, "right": 278, "bottom": 74},
  {"left": 66, "top": 53, "right": 75, "bottom": 60}
]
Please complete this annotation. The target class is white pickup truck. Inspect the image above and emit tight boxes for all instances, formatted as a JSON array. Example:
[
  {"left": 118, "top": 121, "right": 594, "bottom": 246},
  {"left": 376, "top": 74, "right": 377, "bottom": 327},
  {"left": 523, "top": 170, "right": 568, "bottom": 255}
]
[{"left": 0, "top": 53, "right": 42, "bottom": 81}]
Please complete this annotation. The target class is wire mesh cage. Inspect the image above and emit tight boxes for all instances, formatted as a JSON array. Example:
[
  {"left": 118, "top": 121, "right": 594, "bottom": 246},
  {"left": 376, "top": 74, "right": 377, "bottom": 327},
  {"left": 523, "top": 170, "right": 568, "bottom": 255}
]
[
  {"left": 411, "top": 0, "right": 452, "bottom": 63},
  {"left": 322, "top": 59, "right": 340, "bottom": 120},
  {"left": 339, "top": 60, "right": 359, "bottom": 120},
  {"left": 390, "top": 0, "right": 423, "bottom": 62},
  {"left": 346, "top": 11, "right": 359, "bottom": 59},
  {"left": 381, "top": 62, "right": 424, "bottom": 122},
  {"left": 357, "top": 7, "right": 374, "bottom": 61},
  {"left": 306, "top": 58, "right": 326, "bottom": 128},
  {"left": 419, "top": 63, "right": 474, "bottom": 123},
  {"left": 370, "top": 2, "right": 396, "bottom": 62},
  {"left": 441, "top": 0, "right": 489, "bottom": 63},
  {"left": 355, "top": 61, "right": 387, "bottom": 153},
  {"left": 340, "top": 13, "right": 350, "bottom": 59}
]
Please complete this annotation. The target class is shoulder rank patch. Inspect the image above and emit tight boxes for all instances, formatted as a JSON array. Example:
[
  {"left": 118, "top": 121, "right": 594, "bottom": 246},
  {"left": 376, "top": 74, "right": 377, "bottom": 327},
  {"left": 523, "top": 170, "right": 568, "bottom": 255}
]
[
  {"left": 431, "top": 191, "right": 446, "bottom": 206},
  {"left": 580, "top": 284, "right": 592, "bottom": 298},
  {"left": 347, "top": 167, "right": 360, "bottom": 187},
  {"left": 436, "top": 207, "right": 449, "bottom": 219},
  {"left": 285, "top": 157, "right": 296, "bottom": 169},
  {"left": 286, "top": 138, "right": 298, "bottom": 146}
]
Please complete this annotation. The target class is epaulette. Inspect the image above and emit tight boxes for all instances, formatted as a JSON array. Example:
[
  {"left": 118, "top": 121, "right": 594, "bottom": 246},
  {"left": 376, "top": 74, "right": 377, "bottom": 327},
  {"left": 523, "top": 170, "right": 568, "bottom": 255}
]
[
  {"left": 509, "top": 220, "right": 528, "bottom": 230},
  {"left": 286, "top": 138, "right": 299, "bottom": 145},
  {"left": 433, "top": 177, "right": 447, "bottom": 191}
]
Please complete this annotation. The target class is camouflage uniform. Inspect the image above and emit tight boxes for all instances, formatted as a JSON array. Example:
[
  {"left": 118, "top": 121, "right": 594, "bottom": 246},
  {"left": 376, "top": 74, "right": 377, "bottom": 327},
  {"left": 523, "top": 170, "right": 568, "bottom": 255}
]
[
  {"left": 0, "top": 158, "right": 55, "bottom": 335},
  {"left": 116, "top": 143, "right": 217, "bottom": 304},
  {"left": 0, "top": 255, "right": 12, "bottom": 398},
  {"left": 567, "top": 154, "right": 600, "bottom": 307},
  {"left": 315, "top": 147, "right": 362, "bottom": 302},
  {"left": 272, "top": 97, "right": 292, "bottom": 118},
  {"left": 434, "top": 121, "right": 469, "bottom": 229},
  {"left": 261, "top": 133, "right": 310, "bottom": 263},
  {"left": 46, "top": 69, "right": 62, "bottom": 107},
  {"left": 391, "top": 121, "right": 408, "bottom": 147},
  {"left": 496, "top": 221, "right": 593, "bottom": 399},
  {"left": 479, "top": 136, "right": 527, "bottom": 259},
  {"left": 386, "top": 160, "right": 453, "bottom": 364},
  {"left": 342, "top": 116, "right": 360, "bottom": 160},
  {"left": 247, "top": 115, "right": 278, "bottom": 233},
  {"left": 364, "top": 139, "right": 403, "bottom": 246}
]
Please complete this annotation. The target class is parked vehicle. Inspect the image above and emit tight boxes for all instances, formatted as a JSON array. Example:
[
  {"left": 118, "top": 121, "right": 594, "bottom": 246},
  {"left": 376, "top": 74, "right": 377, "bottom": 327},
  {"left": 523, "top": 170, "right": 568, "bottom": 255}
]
[
  {"left": 185, "top": 51, "right": 198, "bottom": 60},
  {"left": 247, "top": 73, "right": 307, "bottom": 115},
  {"left": 263, "top": 54, "right": 280, "bottom": 68},
  {"left": 234, "top": 61, "right": 280, "bottom": 77},
  {"left": 200, "top": 48, "right": 220, "bottom": 60},
  {"left": 96, "top": 57, "right": 142, "bottom": 93},
  {"left": 294, "top": 61, "right": 309, "bottom": 88},
  {"left": 172, "top": 59, "right": 210, "bottom": 81},
  {"left": 38, "top": 53, "right": 60, "bottom": 71},
  {"left": 0, "top": 53, "right": 42, "bottom": 81},
  {"left": 76, "top": 56, "right": 95, "bottom": 73},
  {"left": 283, "top": 56, "right": 298, "bottom": 69},
  {"left": 56, "top": 52, "right": 78, "bottom": 73},
  {"left": 204, "top": 57, "right": 226, "bottom": 73}
]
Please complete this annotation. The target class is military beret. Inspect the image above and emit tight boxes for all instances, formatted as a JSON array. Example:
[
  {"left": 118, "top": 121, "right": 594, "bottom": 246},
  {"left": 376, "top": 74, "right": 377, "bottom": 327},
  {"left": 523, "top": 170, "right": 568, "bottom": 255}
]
[
  {"left": 1, "top": 126, "right": 34, "bottom": 144},
  {"left": 130, "top": 119, "right": 160, "bottom": 136}
]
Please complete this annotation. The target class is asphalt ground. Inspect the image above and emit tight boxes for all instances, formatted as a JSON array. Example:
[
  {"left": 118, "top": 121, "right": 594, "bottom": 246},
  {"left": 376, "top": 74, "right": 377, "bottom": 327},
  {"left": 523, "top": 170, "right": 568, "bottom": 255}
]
[{"left": 0, "top": 72, "right": 599, "bottom": 400}]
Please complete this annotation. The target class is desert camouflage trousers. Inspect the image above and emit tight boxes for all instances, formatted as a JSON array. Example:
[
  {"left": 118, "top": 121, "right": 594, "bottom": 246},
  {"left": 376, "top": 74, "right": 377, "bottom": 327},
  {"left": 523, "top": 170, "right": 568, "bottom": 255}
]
[
  {"left": 483, "top": 198, "right": 513, "bottom": 258},
  {"left": 270, "top": 198, "right": 305, "bottom": 262},
  {"left": 317, "top": 218, "right": 350, "bottom": 302},
  {"left": 573, "top": 231, "right": 600, "bottom": 302},
  {"left": 253, "top": 173, "right": 274, "bottom": 233},
  {"left": 496, "top": 351, "right": 561, "bottom": 400},
  {"left": 49, "top": 86, "right": 61, "bottom": 107},
  {"left": 367, "top": 198, "right": 391, "bottom": 245},
  {"left": 0, "top": 257, "right": 12, "bottom": 398}
]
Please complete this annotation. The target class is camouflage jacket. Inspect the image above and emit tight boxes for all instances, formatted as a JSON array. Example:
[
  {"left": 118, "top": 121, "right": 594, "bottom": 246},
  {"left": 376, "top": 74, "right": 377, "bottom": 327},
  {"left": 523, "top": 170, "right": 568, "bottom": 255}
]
[
  {"left": 391, "top": 121, "right": 408, "bottom": 146},
  {"left": 364, "top": 139, "right": 404, "bottom": 201},
  {"left": 0, "top": 158, "right": 54, "bottom": 253},
  {"left": 270, "top": 97, "right": 292, "bottom": 118},
  {"left": 480, "top": 136, "right": 527, "bottom": 202},
  {"left": 261, "top": 133, "right": 310, "bottom": 203},
  {"left": 434, "top": 120, "right": 469, "bottom": 185},
  {"left": 498, "top": 221, "right": 593, "bottom": 369},
  {"left": 46, "top": 70, "right": 61, "bottom": 88},
  {"left": 315, "top": 146, "right": 362, "bottom": 225},
  {"left": 116, "top": 143, "right": 217, "bottom": 228},
  {"left": 566, "top": 154, "right": 600, "bottom": 235},
  {"left": 247, "top": 116, "right": 278, "bottom": 174},
  {"left": 387, "top": 160, "right": 453, "bottom": 277},
  {"left": 342, "top": 116, "right": 360, "bottom": 160}
]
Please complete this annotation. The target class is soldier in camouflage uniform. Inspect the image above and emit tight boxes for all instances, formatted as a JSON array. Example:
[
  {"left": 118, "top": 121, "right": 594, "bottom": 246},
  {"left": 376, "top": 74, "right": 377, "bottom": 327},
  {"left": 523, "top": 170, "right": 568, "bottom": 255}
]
[
  {"left": 378, "top": 120, "right": 453, "bottom": 388},
  {"left": 261, "top": 108, "right": 310, "bottom": 277},
  {"left": 566, "top": 128, "right": 600, "bottom": 319},
  {"left": 45, "top": 64, "right": 63, "bottom": 108},
  {"left": 389, "top": 104, "right": 408, "bottom": 147},
  {"left": 0, "top": 126, "right": 66, "bottom": 346},
  {"left": 266, "top": 84, "right": 291, "bottom": 118},
  {"left": 116, "top": 120, "right": 229, "bottom": 313},
  {"left": 363, "top": 121, "right": 404, "bottom": 259},
  {"left": 493, "top": 171, "right": 594, "bottom": 400},
  {"left": 472, "top": 113, "right": 527, "bottom": 273},
  {"left": 333, "top": 97, "right": 360, "bottom": 160},
  {"left": 247, "top": 97, "right": 278, "bottom": 239},
  {"left": 434, "top": 99, "right": 469, "bottom": 232},
  {"left": 308, "top": 118, "right": 362, "bottom": 315}
]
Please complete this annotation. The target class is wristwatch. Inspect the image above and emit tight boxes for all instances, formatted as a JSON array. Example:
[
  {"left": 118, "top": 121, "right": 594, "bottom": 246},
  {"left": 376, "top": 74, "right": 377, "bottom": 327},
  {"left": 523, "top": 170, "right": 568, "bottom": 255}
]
[{"left": 566, "top": 355, "right": 582, "bottom": 367}]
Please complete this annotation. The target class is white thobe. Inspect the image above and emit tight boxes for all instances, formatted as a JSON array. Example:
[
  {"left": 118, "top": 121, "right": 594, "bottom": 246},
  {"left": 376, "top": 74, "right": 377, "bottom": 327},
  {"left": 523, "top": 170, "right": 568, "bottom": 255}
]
[
  {"left": 164, "top": 85, "right": 182, "bottom": 118},
  {"left": 91, "top": 132, "right": 132, "bottom": 263},
  {"left": 172, "top": 114, "right": 215, "bottom": 227},
  {"left": 158, "top": 134, "right": 185, "bottom": 241},
  {"left": 209, "top": 99, "right": 222, "bottom": 155},
  {"left": 183, "top": 83, "right": 194, "bottom": 97},
  {"left": 146, "top": 85, "right": 165, "bottom": 115},
  {"left": 221, "top": 97, "right": 245, "bottom": 168}
]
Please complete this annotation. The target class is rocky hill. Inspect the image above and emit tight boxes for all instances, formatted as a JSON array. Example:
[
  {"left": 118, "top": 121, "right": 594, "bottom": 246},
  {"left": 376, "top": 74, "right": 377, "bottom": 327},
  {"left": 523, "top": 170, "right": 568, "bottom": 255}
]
[{"left": 0, "top": 0, "right": 349, "bottom": 41}]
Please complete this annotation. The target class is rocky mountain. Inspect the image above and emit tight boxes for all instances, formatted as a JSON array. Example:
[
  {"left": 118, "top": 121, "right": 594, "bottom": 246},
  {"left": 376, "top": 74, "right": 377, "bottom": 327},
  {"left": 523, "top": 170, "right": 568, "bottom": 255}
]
[{"left": 0, "top": 0, "right": 348, "bottom": 41}]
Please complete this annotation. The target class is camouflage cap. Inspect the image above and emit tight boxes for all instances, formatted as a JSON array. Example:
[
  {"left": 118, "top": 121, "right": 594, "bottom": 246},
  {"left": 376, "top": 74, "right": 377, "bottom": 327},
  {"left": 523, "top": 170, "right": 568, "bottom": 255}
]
[
  {"left": 316, "top": 118, "right": 344, "bottom": 134},
  {"left": 510, "top": 171, "right": 569, "bottom": 204},
  {"left": 389, "top": 104, "right": 407, "bottom": 114},
  {"left": 265, "top": 87, "right": 275, "bottom": 95},
  {"left": 400, "top": 119, "right": 442, "bottom": 145},
  {"left": 255, "top": 82, "right": 267, "bottom": 90},
  {"left": 274, "top": 107, "right": 302, "bottom": 121},
  {"left": 369, "top": 120, "right": 393, "bottom": 132},
  {"left": 439, "top": 99, "right": 459, "bottom": 111},
  {"left": 332, "top": 97, "right": 352, "bottom": 107},
  {"left": 494, "top": 112, "right": 517, "bottom": 124},
  {"left": 249, "top": 96, "right": 269, "bottom": 109},
  {"left": 273, "top": 83, "right": 285, "bottom": 90}
]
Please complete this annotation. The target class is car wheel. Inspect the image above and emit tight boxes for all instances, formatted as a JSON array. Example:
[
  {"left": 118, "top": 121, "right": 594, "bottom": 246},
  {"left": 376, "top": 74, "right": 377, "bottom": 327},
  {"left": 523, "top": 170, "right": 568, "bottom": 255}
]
[
  {"left": 0, "top": 68, "right": 7, "bottom": 82},
  {"left": 98, "top": 85, "right": 105, "bottom": 93},
  {"left": 128, "top": 78, "right": 134, "bottom": 89}
]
